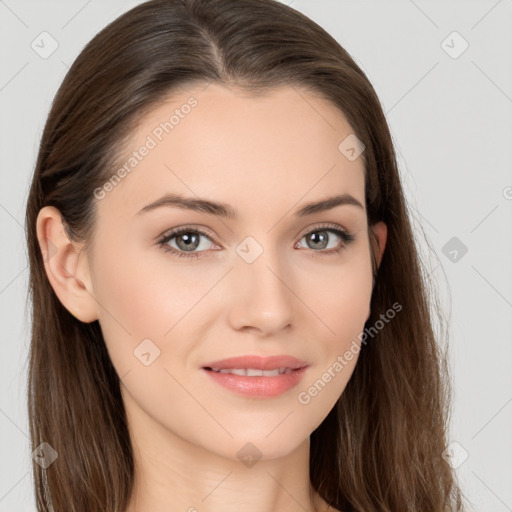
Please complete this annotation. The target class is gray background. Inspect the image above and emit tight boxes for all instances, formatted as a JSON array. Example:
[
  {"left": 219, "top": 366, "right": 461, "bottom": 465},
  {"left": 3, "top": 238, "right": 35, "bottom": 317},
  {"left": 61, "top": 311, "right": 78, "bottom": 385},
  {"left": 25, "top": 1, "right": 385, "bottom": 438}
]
[{"left": 1, "top": 0, "right": 511, "bottom": 510}]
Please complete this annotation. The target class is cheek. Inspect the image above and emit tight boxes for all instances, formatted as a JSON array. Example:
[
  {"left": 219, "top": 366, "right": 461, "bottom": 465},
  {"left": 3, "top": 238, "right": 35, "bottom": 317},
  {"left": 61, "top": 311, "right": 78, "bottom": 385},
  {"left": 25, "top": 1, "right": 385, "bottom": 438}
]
[
  {"left": 91, "top": 240, "right": 203, "bottom": 335},
  {"left": 89, "top": 241, "right": 224, "bottom": 388},
  {"left": 292, "top": 264, "right": 372, "bottom": 423},
  {"left": 295, "top": 253, "right": 372, "bottom": 396},
  {"left": 332, "top": 266, "right": 373, "bottom": 341},
  {"left": 89, "top": 243, "right": 169, "bottom": 372},
  {"left": 298, "top": 251, "right": 374, "bottom": 342},
  {"left": 90, "top": 251, "right": 202, "bottom": 434}
]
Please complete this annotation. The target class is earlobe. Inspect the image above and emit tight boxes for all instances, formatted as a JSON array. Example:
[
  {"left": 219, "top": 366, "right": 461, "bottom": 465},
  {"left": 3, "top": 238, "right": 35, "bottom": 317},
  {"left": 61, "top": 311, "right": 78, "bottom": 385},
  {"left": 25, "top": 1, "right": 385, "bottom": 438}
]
[{"left": 36, "top": 206, "right": 98, "bottom": 323}]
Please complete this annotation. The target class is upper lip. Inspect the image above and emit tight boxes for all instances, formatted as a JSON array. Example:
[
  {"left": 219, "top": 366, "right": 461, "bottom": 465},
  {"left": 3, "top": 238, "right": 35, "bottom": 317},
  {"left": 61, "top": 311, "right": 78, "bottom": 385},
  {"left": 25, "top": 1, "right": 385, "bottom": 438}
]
[{"left": 202, "top": 355, "right": 309, "bottom": 371}]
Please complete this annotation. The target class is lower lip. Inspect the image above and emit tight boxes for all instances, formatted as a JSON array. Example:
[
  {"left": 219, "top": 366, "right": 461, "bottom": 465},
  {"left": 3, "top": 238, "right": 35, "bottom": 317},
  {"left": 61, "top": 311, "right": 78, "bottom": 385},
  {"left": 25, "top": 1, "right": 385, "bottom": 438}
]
[{"left": 202, "top": 367, "right": 308, "bottom": 398}]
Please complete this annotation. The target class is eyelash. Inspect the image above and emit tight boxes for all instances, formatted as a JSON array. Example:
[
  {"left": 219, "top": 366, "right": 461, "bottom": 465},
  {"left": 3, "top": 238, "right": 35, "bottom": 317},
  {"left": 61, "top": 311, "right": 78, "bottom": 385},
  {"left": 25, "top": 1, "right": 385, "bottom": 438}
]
[{"left": 157, "top": 223, "right": 355, "bottom": 260}]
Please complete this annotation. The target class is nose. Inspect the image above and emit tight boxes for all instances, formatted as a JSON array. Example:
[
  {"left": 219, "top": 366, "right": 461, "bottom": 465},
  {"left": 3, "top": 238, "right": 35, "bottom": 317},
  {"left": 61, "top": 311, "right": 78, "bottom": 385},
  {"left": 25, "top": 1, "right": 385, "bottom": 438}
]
[{"left": 227, "top": 247, "right": 294, "bottom": 336}]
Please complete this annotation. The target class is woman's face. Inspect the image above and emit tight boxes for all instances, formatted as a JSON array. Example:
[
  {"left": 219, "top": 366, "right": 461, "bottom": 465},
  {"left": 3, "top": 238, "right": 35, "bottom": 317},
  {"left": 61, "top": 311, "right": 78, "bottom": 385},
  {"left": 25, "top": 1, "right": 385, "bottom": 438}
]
[{"left": 70, "top": 83, "right": 386, "bottom": 460}]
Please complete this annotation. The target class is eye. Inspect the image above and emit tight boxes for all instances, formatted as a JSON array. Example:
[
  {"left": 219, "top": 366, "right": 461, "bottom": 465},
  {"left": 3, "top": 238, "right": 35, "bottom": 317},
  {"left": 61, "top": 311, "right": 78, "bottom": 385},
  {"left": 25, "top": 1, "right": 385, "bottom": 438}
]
[
  {"left": 295, "top": 223, "right": 355, "bottom": 256},
  {"left": 157, "top": 227, "right": 217, "bottom": 259}
]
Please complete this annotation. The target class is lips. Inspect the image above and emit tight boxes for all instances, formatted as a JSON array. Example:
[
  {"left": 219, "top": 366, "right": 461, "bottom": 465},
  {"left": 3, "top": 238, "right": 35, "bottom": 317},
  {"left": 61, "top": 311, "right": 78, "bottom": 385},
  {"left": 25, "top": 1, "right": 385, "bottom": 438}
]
[
  {"left": 201, "top": 355, "right": 309, "bottom": 398},
  {"left": 201, "top": 354, "right": 309, "bottom": 372}
]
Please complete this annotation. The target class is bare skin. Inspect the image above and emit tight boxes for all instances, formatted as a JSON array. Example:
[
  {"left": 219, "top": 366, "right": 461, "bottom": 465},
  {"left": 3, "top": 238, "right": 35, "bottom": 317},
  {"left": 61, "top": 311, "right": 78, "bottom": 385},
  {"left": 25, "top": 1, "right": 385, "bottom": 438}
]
[{"left": 37, "top": 83, "right": 386, "bottom": 512}]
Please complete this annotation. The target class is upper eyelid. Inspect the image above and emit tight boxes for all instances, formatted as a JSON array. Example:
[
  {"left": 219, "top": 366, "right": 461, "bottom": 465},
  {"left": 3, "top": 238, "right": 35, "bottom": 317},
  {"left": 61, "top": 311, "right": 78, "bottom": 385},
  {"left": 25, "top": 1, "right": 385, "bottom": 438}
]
[{"left": 159, "top": 225, "right": 216, "bottom": 243}]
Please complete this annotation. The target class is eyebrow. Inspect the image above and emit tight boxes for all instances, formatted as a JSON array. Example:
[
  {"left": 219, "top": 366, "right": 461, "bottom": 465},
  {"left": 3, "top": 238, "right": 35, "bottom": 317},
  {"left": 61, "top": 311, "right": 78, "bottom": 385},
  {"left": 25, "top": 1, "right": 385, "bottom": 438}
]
[{"left": 137, "top": 192, "right": 364, "bottom": 219}]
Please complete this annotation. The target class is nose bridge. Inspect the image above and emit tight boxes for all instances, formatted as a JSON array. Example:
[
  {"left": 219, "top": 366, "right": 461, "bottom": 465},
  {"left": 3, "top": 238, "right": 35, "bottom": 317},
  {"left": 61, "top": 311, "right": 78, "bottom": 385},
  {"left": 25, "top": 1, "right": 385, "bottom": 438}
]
[{"left": 228, "top": 234, "right": 294, "bottom": 333}]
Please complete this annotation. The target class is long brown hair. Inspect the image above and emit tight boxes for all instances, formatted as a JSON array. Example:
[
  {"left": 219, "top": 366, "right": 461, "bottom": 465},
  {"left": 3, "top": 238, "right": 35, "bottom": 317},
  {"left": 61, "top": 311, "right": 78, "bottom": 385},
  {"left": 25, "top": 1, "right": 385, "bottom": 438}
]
[{"left": 25, "top": 0, "right": 466, "bottom": 510}]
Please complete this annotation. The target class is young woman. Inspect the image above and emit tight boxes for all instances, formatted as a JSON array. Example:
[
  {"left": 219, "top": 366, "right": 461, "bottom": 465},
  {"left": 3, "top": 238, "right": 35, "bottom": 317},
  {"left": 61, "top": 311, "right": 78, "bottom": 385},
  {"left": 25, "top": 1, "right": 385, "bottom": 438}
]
[{"left": 25, "top": 0, "right": 466, "bottom": 510}]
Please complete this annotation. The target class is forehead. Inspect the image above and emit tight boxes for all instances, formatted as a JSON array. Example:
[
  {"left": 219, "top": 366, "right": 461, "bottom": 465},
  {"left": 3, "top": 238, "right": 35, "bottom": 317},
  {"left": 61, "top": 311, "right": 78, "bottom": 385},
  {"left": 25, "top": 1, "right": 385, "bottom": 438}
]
[{"left": 100, "top": 83, "right": 366, "bottom": 220}]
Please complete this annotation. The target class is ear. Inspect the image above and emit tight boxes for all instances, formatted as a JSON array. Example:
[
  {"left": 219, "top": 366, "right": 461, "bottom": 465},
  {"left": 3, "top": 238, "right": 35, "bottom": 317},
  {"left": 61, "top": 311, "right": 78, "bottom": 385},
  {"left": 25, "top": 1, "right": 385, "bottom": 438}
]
[
  {"left": 36, "top": 206, "right": 98, "bottom": 323},
  {"left": 371, "top": 221, "right": 387, "bottom": 268},
  {"left": 366, "top": 221, "right": 387, "bottom": 321}
]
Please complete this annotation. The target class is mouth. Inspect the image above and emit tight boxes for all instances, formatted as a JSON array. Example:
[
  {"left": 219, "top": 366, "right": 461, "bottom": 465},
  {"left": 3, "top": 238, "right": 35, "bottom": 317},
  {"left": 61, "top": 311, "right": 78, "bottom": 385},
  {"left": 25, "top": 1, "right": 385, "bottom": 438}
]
[{"left": 200, "top": 355, "right": 309, "bottom": 397}]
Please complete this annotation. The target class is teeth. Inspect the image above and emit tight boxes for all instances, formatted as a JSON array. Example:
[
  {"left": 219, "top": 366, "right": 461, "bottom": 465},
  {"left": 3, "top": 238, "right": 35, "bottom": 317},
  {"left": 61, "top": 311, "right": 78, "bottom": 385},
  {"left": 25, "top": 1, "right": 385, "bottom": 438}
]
[
  {"left": 212, "top": 367, "right": 293, "bottom": 376},
  {"left": 220, "top": 368, "right": 247, "bottom": 376}
]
